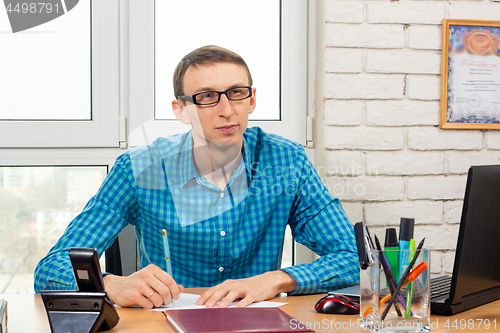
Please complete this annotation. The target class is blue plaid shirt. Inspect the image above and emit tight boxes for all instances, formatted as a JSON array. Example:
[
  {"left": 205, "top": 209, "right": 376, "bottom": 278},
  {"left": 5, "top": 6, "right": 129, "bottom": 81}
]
[{"left": 34, "top": 127, "right": 359, "bottom": 294}]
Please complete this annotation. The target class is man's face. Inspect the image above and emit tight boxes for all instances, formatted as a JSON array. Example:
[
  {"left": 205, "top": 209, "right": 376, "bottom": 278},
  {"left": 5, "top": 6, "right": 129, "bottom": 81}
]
[{"left": 173, "top": 62, "right": 256, "bottom": 149}]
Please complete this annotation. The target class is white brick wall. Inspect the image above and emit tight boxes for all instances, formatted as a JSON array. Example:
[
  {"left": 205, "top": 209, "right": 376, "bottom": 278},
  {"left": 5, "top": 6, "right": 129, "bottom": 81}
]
[
  {"left": 430, "top": 250, "right": 443, "bottom": 274},
  {"left": 325, "top": 2, "right": 364, "bottom": 23},
  {"left": 449, "top": 4, "right": 500, "bottom": 20},
  {"left": 408, "top": 127, "right": 483, "bottom": 150},
  {"left": 444, "top": 200, "right": 463, "bottom": 224},
  {"left": 407, "top": 176, "right": 467, "bottom": 200},
  {"left": 366, "top": 101, "right": 439, "bottom": 126},
  {"left": 325, "top": 74, "right": 405, "bottom": 99},
  {"left": 485, "top": 132, "right": 500, "bottom": 149},
  {"left": 366, "top": 152, "right": 444, "bottom": 175},
  {"left": 367, "top": 3, "right": 445, "bottom": 25},
  {"left": 325, "top": 126, "right": 404, "bottom": 150},
  {"left": 325, "top": 49, "right": 364, "bottom": 73},
  {"left": 408, "top": 25, "right": 442, "bottom": 50},
  {"left": 323, "top": 0, "right": 500, "bottom": 274},
  {"left": 365, "top": 201, "right": 443, "bottom": 225},
  {"left": 324, "top": 150, "right": 364, "bottom": 176},
  {"left": 324, "top": 100, "right": 363, "bottom": 126},
  {"left": 324, "top": 176, "right": 405, "bottom": 201},
  {"left": 413, "top": 225, "right": 460, "bottom": 250},
  {"left": 442, "top": 251, "right": 456, "bottom": 274},
  {"left": 406, "top": 75, "right": 441, "bottom": 100},
  {"left": 341, "top": 202, "right": 363, "bottom": 225},
  {"left": 366, "top": 51, "right": 441, "bottom": 75},
  {"left": 326, "top": 24, "right": 405, "bottom": 48},
  {"left": 448, "top": 151, "right": 500, "bottom": 174}
]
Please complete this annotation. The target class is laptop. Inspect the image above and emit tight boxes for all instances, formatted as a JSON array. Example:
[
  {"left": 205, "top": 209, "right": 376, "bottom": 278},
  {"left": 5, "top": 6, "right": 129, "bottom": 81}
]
[
  {"left": 430, "top": 164, "right": 500, "bottom": 315},
  {"left": 334, "top": 165, "right": 500, "bottom": 315}
]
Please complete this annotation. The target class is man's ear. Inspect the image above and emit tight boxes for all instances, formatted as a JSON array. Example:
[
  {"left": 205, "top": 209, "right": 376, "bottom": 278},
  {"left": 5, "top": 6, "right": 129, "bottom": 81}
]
[
  {"left": 172, "top": 100, "right": 192, "bottom": 125},
  {"left": 248, "top": 87, "right": 257, "bottom": 115}
]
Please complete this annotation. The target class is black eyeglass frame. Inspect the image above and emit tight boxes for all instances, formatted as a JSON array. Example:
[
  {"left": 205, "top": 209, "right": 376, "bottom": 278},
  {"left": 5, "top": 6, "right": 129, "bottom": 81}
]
[{"left": 177, "top": 86, "right": 253, "bottom": 106}]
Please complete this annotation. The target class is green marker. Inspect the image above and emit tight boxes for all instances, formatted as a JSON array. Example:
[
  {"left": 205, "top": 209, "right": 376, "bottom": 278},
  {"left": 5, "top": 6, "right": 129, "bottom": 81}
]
[{"left": 384, "top": 228, "right": 399, "bottom": 284}]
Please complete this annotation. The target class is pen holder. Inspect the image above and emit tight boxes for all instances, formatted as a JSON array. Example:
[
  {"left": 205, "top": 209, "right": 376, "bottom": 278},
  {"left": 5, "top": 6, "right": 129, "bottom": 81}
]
[{"left": 359, "top": 249, "right": 430, "bottom": 333}]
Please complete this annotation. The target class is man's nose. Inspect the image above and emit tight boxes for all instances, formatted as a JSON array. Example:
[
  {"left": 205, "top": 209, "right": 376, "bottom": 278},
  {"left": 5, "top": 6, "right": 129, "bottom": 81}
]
[{"left": 217, "top": 93, "right": 234, "bottom": 117}]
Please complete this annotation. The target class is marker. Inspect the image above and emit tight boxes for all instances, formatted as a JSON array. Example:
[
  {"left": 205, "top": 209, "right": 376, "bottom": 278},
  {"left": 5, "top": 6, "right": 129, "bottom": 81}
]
[
  {"left": 162, "top": 229, "right": 175, "bottom": 306},
  {"left": 398, "top": 218, "right": 414, "bottom": 281},
  {"left": 384, "top": 228, "right": 399, "bottom": 285}
]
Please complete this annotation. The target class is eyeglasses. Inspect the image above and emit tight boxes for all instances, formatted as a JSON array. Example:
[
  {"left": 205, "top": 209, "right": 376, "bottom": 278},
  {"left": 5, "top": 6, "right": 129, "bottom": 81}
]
[{"left": 177, "top": 86, "right": 252, "bottom": 106}]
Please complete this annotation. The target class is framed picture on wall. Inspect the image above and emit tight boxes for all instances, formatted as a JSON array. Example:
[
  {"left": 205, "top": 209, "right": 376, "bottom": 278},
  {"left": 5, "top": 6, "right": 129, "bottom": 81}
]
[{"left": 440, "top": 19, "right": 500, "bottom": 129}]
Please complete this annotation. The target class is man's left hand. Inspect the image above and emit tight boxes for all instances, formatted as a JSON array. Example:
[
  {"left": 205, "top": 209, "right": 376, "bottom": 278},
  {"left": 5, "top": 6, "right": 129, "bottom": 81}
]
[{"left": 196, "top": 270, "right": 298, "bottom": 308}]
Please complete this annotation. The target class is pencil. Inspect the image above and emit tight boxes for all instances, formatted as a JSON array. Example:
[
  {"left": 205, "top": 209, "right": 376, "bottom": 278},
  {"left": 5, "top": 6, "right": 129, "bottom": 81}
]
[{"left": 162, "top": 229, "right": 175, "bottom": 306}]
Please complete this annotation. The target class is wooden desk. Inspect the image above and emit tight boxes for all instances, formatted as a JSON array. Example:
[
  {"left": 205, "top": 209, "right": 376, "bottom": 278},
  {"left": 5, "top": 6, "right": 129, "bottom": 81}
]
[{"left": 1, "top": 289, "right": 499, "bottom": 332}]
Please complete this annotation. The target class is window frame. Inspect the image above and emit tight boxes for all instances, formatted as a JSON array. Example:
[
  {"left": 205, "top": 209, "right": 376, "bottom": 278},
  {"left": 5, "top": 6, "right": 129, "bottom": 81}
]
[
  {"left": 0, "top": 0, "right": 120, "bottom": 148},
  {"left": 127, "top": 0, "right": 307, "bottom": 147}
]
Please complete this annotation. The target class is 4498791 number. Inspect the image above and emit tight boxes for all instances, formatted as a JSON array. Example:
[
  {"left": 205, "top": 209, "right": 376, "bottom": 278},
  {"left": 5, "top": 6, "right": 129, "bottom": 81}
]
[
  {"left": 6, "top": 2, "right": 60, "bottom": 14},
  {"left": 444, "top": 319, "right": 497, "bottom": 330}
]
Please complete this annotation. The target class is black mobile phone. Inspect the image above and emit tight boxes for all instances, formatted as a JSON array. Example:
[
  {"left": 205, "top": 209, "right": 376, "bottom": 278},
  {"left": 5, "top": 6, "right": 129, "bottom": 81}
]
[
  {"left": 40, "top": 248, "right": 119, "bottom": 333},
  {"left": 69, "top": 247, "right": 106, "bottom": 294}
]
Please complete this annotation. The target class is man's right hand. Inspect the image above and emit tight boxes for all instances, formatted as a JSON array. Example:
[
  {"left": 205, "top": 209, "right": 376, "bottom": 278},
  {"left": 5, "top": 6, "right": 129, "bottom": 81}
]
[{"left": 103, "top": 264, "right": 184, "bottom": 309}]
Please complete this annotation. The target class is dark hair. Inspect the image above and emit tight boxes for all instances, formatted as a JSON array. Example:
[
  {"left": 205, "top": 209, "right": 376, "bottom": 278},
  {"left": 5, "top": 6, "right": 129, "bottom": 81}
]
[{"left": 173, "top": 45, "right": 253, "bottom": 99}]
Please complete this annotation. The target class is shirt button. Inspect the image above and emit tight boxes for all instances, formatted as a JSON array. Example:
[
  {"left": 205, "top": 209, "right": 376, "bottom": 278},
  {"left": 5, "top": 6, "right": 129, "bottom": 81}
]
[
  {"left": 219, "top": 192, "right": 224, "bottom": 198},
  {"left": 220, "top": 231, "right": 226, "bottom": 237},
  {"left": 219, "top": 267, "right": 225, "bottom": 272}
]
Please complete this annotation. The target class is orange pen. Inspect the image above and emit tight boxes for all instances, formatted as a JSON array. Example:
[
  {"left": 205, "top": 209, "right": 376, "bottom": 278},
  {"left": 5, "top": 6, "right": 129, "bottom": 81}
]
[{"left": 362, "top": 261, "right": 428, "bottom": 317}]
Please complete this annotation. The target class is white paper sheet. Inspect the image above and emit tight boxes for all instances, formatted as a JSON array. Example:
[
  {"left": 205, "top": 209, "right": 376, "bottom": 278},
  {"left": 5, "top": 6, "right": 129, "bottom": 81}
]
[{"left": 122, "top": 293, "right": 287, "bottom": 311}]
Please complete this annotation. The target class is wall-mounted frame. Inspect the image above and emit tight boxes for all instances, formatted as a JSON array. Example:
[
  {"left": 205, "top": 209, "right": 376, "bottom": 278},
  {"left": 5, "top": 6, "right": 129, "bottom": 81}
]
[{"left": 440, "top": 19, "right": 500, "bottom": 129}]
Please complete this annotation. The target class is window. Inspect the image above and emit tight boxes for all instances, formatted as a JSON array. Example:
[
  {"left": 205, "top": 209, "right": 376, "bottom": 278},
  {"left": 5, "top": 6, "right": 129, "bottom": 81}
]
[
  {"left": 0, "top": 3, "right": 90, "bottom": 120},
  {"left": 127, "top": 0, "right": 307, "bottom": 147},
  {"left": 0, "top": 0, "right": 120, "bottom": 148},
  {"left": 155, "top": 0, "right": 280, "bottom": 121},
  {"left": 0, "top": 166, "right": 107, "bottom": 293}
]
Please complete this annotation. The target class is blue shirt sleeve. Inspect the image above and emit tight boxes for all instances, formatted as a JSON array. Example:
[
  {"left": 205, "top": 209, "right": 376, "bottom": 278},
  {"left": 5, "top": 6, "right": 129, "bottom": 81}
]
[
  {"left": 34, "top": 154, "right": 140, "bottom": 292},
  {"left": 281, "top": 149, "right": 360, "bottom": 294}
]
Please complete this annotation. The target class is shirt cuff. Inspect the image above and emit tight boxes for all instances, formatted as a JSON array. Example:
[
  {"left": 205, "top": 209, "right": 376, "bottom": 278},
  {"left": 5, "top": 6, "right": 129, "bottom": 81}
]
[{"left": 281, "top": 265, "right": 319, "bottom": 295}]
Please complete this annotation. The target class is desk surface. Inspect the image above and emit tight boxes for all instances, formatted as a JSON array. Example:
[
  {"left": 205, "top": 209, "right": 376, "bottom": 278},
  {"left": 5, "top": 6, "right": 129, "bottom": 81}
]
[{"left": 2, "top": 288, "right": 499, "bottom": 332}]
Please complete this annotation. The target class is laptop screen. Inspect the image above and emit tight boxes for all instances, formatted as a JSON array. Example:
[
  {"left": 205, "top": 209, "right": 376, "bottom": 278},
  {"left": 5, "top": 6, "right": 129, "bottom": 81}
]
[{"left": 449, "top": 165, "right": 500, "bottom": 305}]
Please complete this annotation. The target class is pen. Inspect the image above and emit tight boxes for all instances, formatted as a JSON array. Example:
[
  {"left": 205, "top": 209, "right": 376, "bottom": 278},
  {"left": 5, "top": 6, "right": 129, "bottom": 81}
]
[
  {"left": 381, "top": 238, "right": 425, "bottom": 321},
  {"left": 405, "top": 239, "right": 416, "bottom": 318},
  {"left": 374, "top": 236, "right": 404, "bottom": 317},
  {"left": 363, "top": 261, "right": 428, "bottom": 317},
  {"left": 162, "top": 229, "right": 175, "bottom": 306}
]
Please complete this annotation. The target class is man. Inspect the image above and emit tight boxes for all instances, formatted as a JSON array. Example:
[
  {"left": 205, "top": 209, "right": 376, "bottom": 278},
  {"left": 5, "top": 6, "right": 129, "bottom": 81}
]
[{"left": 34, "top": 45, "right": 359, "bottom": 309}]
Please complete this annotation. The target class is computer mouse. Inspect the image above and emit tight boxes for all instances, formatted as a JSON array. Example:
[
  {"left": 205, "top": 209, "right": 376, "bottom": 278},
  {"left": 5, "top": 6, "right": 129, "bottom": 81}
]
[{"left": 315, "top": 294, "right": 360, "bottom": 314}]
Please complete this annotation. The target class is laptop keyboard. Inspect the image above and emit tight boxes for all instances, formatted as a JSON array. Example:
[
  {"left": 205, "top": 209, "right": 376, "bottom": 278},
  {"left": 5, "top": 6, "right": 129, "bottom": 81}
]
[{"left": 430, "top": 275, "right": 452, "bottom": 300}]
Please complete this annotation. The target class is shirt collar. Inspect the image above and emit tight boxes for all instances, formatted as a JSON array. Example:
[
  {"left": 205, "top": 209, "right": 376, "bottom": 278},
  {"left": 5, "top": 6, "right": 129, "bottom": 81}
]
[{"left": 178, "top": 131, "right": 254, "bottom": 187}]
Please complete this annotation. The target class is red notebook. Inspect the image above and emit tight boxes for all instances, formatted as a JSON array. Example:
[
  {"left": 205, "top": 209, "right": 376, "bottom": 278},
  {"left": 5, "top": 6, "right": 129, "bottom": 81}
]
[{"left": 164, "top": 307, "right": 315, "bottom": 333}]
